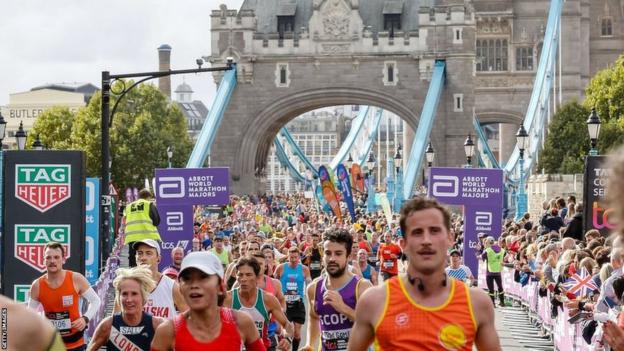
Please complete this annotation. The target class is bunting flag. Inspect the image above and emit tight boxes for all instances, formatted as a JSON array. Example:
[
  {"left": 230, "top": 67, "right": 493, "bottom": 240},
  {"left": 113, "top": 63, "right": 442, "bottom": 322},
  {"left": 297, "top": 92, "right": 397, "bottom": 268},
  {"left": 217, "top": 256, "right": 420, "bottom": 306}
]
[
  {"left": 319, "top": 165, "right": 342, "bottom": 221},
  {"left": 379, "top": 193, "right": 393, "bottom": 224},
  {"left": 350, "top": 164, "right": 366, "bottom": 193},
  {"left": 336, "top": 164, "right": 356, "bottom": 221},
  {"left": 563, "top": 267, "right": 598, "bottom": 297}
]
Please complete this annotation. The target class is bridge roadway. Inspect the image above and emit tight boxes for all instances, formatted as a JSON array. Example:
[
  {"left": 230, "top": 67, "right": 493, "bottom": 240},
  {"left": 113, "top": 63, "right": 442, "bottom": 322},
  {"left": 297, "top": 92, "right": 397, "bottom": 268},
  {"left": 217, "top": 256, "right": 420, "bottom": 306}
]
[{"left": 101, "top": 248, "right": 553, "bottom": 350}]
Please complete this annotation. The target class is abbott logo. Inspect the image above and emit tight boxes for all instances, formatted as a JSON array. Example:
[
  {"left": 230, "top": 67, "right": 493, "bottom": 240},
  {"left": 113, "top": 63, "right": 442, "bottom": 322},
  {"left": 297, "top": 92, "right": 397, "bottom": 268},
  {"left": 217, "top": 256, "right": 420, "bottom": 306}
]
[
  {"left": 431, "top": 175, "right": 459, "bottom": 197},
  {"left": 475, "top": 211, "right": 492, "bottom": 226},
  {"left": 158, "top": 177, "right": 185, "bottom": 198},
  {"left": 166, "top": 211, "right": 184, "bottom": 226}
]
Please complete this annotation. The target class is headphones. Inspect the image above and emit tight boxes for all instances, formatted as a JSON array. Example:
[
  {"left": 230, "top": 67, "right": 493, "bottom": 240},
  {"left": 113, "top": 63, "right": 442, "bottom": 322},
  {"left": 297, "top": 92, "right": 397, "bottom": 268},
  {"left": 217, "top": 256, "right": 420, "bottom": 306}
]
[{"left": 407, "top": 273, "right": 447, "bottom": 292}]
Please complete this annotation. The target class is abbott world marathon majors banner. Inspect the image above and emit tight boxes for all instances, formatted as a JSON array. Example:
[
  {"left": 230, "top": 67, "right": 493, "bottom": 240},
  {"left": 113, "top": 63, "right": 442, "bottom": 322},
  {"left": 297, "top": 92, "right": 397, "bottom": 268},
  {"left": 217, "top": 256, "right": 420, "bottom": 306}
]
[
  {"left": 583, "top": 155, "right": 615, "bottom": 236},
  {"left": 155, "top": 168, "right": 229, "bottom": 269},
  {"left": 1, "top": 151, "right": 86, "bottom": 301},
  {"left": 428, "top": 167, "right": 503, "bottom": 276}
]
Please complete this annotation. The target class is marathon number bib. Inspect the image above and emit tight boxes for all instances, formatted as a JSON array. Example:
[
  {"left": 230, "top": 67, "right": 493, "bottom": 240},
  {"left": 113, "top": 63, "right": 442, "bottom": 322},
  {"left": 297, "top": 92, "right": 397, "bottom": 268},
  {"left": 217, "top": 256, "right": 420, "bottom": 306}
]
[
  {"left": 383, "top": 261, "right": 395, "bottom": 269},
  {"left": 46, "top": 311, "right": 72, "bottom": 334},
  {"left": 286, "top": 281, "right": 300, "bottom": 302},
  {"left": 310, "top": 262, "right": 321, "bottom": 270}
]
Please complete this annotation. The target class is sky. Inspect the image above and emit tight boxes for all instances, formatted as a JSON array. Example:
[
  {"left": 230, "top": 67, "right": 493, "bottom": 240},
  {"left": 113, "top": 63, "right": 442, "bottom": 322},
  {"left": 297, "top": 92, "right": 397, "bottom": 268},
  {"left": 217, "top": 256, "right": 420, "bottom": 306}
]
[{"left": 0, "top": 0, "right": 245, "bottom": 106}]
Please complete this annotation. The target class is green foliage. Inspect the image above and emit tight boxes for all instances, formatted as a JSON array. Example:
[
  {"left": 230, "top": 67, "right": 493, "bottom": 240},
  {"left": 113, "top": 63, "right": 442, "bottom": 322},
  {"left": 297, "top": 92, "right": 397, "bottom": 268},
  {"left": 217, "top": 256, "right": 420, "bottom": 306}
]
[
  {"left": 540, "top": 53, "right": 624, "bottom": 173},
  {"left": 27, "top": 106, "right": 76, "bottom": 150},
  {"left": 32, "top": 82, "right": 193, "bottom": 190},
  {"left": 538, "top": 101, "right": 590, "bottom": 174}
]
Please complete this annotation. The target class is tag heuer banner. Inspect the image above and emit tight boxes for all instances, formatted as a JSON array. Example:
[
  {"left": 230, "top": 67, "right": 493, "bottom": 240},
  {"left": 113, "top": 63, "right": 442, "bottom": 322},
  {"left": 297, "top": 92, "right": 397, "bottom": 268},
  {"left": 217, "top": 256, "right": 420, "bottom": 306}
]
[
  {"left": 2, "top": 151, "right": 85, "bottom": 300},
  {"left": 583, "top": 155, "right": 615, "bottom": 236}
]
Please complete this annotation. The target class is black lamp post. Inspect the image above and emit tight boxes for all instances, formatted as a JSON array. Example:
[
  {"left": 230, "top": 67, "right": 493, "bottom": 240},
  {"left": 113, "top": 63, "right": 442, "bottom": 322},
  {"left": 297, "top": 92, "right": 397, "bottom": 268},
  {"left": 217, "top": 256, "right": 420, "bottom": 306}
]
[
  {"left": 346, "top": 153, "right": 353, "bottom": 169},
  {"left": 15, "top": 121, "right": 27, "bottom": 150},
  {"left": 425, "top": 142, "right": 435, "bottom": 167},
  {"left": 515, "top": 125, "right": 529, "bottom": 219},
  {"left": 393, "top": 147, "right": 402, "bottom": 174},
  {"left": 464, "top": 134, "right": 474, "bottom": 167},
  {"left": 366, "top": 152, "right": 375, "bottom": 176},
  {"left": 587, "top": 107, "right": 601, "bottom": 156},
  {"left": 0, "top": 112, "right": 7, "bottom": 146},
  {"left": 32, "top": 135, "right": 43, "bottom": 151},
  {"left": 167, "top": 146, "right": 173, "bottom": 168}
]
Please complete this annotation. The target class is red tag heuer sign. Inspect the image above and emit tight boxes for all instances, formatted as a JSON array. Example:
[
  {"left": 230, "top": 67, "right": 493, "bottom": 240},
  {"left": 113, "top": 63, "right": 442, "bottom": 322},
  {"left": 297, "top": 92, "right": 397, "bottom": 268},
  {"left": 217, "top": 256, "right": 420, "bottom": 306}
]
[
  {"left": 15, "top": 164, "right": 71, "bottom": 212},
  {"left": 14, "top": 224, "right": 71, "bottom": 272}
]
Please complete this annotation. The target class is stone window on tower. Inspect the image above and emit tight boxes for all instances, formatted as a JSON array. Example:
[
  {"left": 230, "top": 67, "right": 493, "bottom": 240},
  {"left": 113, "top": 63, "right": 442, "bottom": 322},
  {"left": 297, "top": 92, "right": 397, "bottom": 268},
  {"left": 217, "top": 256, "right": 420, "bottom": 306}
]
[
  {"left": 383, "top": 61, "right": 398, "bottom": 86},
  {"left": 476, "top": 38, "right": 508, "bottom": 72},
  {"left": 383, "top": 0, "right": 403, "bottom": 39},
  {"left": 453, "top": 94, "right": 464, "bottom": 112},
  {"left": 453, "top": 27, "right": 463, "bottom": 44},
  {"left": 516, "top": 47, "right": 534, "bottom": 71},
  {"left": 601, "top": 17, "right": 613, "bottom": 37},
  {"left": 275, "top": 63, "right": 291, "bottom": 87}
]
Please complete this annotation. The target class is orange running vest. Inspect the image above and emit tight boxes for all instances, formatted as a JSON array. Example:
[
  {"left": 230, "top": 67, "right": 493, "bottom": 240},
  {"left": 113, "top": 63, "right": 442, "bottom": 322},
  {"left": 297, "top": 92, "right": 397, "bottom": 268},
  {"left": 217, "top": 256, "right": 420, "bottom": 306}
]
[
  {"left": 38, "top": 271, "right": 84, "bottom": 349},
  {"left": 374, "top": 277, "right": 477, "bottom": 351}
]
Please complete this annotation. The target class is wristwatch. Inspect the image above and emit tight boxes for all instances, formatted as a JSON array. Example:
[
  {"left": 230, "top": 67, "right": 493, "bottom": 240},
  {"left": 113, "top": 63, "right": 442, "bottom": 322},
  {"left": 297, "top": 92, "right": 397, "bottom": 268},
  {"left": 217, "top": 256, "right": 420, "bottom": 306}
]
[{"left": 82, "top": 316, "right": 90, "bottom": 324}]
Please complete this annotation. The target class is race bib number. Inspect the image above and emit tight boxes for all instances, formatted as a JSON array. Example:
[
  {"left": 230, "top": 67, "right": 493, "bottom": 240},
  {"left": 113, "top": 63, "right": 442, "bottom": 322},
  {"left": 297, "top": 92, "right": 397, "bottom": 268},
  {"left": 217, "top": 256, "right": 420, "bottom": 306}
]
[
  {"left": 46, "top": 311, "right": 71, "bottom": 334},
  {"left": 321, "top": 328, "right": 351, "bottom": 351},
  {"left": 383, "top": 261, "right": 395, "bottom": 269},
  {"left": 310, "top": 262, "right": 321, "bottom": 270}
]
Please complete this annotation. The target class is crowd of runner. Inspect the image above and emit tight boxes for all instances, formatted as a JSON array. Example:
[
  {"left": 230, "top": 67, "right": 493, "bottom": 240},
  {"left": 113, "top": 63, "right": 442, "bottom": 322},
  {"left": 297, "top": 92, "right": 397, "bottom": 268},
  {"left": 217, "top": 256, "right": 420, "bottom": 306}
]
[{"left": 13, "top": 149, "right": 624, "bottom": 350}]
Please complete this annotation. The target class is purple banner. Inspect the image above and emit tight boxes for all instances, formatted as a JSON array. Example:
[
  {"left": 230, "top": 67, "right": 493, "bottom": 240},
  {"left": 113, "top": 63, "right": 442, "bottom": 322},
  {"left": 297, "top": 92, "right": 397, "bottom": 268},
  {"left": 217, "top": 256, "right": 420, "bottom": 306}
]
[
  {"left": 336, "top": 164, "right": 356, "bottom": 221},
  {"left": 428, "top": 167, "right": 503, "bottom": 276},
  {"left": 157, "top": 204, "right": 194, "bottom": 270},
  {"left": 155, "top": 168, "right": 229, "bottom": 206}
]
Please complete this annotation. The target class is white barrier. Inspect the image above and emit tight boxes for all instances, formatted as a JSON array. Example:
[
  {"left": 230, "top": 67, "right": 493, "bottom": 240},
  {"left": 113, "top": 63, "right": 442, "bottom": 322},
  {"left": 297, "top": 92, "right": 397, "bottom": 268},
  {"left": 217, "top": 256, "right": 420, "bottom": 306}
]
[{"left": 478, "top": 264, "right": 594, "bottom": 351}]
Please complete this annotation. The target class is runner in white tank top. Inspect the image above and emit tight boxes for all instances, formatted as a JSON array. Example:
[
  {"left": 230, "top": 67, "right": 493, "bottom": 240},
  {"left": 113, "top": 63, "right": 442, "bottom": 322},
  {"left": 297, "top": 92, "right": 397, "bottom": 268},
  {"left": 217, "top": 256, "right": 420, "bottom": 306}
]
[{"left": 144, "top": 275, "right": 177, "bottom": 319}]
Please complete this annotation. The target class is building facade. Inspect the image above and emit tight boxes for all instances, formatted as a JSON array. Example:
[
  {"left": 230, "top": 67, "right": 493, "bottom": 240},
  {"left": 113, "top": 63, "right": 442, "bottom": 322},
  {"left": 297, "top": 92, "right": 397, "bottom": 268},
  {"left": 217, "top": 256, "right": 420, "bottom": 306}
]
[
  {"left": 206, "top": 0, "right": 624, "bottom": 194},
  {"left": 0, "top": 83, "right": 98, "bottom": 148}
]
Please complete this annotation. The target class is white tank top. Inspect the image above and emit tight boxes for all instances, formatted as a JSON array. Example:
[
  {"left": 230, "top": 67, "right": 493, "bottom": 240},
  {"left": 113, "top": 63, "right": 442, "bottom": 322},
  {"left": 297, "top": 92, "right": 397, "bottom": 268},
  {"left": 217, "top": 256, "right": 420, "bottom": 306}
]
[{"left": 143, "top": 275, "right": 177, "bottom": 320}]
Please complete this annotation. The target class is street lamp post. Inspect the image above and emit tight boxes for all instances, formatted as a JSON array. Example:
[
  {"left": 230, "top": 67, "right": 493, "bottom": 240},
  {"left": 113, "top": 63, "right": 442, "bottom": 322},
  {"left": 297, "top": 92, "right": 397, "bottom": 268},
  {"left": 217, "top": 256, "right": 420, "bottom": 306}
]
[
  {"left": 464, "top": 134, "right": 474, "bottom": 168},
  {"left": 366, "top": 153, "right": 376, "bottom": 214},
  {"left": 0, "top": 112, "right": 6, "bottom": 236},
  {"left": 100, "top": 59, "right": 234, "bottom": 265},
  {"left": 423, "top": 142, "right": 435, "bottom": 189},
  {"left": 346, "top": 153, "right": 353, "bottom": 169},
  {"left": 167, "top": 146, "right": 173, "bottom": 168},
  {"left": 393, "top": 147, "right": 403, "bottom": 212},
  {"left": 15, "top": 121, "right": 27, "bottom": 151},
  {"left": 515, "top": 125, "right": 529, "bottom": 220},
  {"left": 587, "top": 108, "right": 601, "bottom": 156},
  {"left": 32, "top": 135, "right": 43, "bottom": 151}
]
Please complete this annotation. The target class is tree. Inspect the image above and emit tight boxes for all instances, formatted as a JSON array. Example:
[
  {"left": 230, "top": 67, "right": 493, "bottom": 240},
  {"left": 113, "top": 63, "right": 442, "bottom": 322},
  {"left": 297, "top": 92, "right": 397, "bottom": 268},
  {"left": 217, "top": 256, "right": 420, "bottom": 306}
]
[
  {"left": 537, "top": 101, "right": 590, "bottom": 174},
  {"left": 26, "top": 106, "right": 76, "bottom": 150},
  {"left": 64, "top": 82, "right": 192, "bottom": 190}
]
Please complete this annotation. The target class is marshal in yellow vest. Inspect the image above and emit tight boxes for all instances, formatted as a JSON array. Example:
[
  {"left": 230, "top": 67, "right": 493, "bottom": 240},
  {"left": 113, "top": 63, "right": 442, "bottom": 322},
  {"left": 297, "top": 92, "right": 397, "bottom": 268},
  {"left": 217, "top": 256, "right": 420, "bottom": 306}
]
[{"left": 123, "top": 198, "right": 161, "bottom": 244}]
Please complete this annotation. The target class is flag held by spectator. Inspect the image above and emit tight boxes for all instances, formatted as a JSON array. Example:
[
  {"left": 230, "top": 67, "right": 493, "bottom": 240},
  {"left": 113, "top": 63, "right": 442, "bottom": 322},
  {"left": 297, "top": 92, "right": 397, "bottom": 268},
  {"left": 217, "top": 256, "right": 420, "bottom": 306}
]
[{"left": 563, "top": 267, "right": 598, "bottom": 297}]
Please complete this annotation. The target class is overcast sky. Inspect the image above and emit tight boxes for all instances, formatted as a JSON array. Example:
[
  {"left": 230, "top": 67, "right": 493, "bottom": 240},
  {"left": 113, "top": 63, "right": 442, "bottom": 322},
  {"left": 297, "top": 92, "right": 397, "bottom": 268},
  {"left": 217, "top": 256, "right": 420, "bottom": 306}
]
[{"left": 0, "top": 0, "right": 245, "bottom": 106}]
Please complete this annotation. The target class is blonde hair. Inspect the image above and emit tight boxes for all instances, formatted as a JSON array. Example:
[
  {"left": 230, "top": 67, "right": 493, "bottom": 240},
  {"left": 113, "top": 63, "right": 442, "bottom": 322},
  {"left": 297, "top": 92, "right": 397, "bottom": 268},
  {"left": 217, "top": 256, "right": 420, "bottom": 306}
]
[
  {"left": 113, "top": 266, "right": 156, "bottom": 307},
  {"left": 600, "top": 263, "right": 614, "bottom": 284}
]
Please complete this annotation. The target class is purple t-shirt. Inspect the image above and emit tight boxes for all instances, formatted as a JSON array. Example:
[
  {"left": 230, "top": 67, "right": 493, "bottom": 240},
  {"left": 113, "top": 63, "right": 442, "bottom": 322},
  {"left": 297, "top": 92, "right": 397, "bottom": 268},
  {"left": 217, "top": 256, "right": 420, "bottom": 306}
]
[{"left": 314, "top": 275, "right": 360, "bottom": 351}]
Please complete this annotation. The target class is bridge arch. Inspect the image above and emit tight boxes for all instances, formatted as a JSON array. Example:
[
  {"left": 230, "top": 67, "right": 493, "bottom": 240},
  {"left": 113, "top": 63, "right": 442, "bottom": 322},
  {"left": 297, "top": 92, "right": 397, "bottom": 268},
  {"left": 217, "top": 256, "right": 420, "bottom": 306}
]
[{"left": 235, "top": 87, "right": 421, "bottom": 184}]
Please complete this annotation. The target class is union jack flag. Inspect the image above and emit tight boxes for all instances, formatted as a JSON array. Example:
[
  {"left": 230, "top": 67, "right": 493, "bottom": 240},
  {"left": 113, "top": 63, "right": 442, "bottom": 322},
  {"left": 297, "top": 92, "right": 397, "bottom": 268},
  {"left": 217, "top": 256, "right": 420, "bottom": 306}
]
[{"left": 563, "top": 267, "right": 598, "bottom": 297}]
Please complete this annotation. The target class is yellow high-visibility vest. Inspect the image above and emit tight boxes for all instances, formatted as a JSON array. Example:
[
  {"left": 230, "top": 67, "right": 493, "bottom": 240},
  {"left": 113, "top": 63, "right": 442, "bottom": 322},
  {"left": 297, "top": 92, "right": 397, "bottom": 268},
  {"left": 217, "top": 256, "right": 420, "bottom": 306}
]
[{"left": 123, "top": 198, "right": 160, "bottom": 244}]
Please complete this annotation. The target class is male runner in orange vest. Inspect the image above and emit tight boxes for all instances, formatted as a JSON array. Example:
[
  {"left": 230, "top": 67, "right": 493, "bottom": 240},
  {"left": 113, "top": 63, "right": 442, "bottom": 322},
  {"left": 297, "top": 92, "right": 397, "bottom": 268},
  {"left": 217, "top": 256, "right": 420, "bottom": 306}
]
[
  {"left": 348, "top": 198, "right": 501, "bottom": 350},
  {"left": 29, "top": 242, "right": 102, "bottom": 351}
]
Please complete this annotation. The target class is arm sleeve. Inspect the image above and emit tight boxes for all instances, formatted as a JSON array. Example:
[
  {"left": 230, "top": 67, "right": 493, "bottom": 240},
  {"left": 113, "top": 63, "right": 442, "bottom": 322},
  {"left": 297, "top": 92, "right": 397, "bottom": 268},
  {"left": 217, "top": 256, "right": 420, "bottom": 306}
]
[
  {"left": 82, "top": 287, "right": 102, "bottom": 320},
  {"left": 27, "top": 297, "right": 41, "bottom": 310},
  {"left": 150, "top": 203, "right": 161, "bottom": 226}
]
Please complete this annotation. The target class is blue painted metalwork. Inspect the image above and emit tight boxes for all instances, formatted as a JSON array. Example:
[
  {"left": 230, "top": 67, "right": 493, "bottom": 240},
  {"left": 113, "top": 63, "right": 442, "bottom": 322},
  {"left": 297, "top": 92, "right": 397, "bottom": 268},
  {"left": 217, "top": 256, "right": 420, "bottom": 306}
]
[
  {"left": 386, "top": 158, "right": 394, "bottom": 211},
  {"left": 402, "top": 60, "right": 446, "bottom": 200},
  {"left": 329, "top": 106, "right": 369, "bottom": 169},
  {"left": 357, "top": 108, "right": 384, "bottom": 165},
  {"left": 473, "top": 117, "right": 500, "bottom": 169},
  {"left": 394, "top": 167, "right": 404, "bottom": 212},
  {"left": 279, "top": 128, "right": 318, "bottom": 177},
  {"left": 273, "top": 139, "right": 305, "bottom": 182},
  {"left": 186, "top": 66, "right": 238, "bottom": 168}
]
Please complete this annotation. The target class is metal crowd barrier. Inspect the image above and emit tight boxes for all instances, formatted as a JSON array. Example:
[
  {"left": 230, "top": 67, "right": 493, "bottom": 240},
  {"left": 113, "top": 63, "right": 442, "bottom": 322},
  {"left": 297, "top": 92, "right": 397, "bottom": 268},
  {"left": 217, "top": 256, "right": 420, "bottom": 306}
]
[{"left": 478, "top": 263, "right": 595, "bottom": 351}]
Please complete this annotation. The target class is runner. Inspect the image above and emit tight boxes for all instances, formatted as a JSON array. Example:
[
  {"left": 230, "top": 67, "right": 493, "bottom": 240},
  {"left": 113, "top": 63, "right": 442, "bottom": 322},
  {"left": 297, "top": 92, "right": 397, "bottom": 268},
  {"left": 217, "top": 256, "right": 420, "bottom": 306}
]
[
  {"left": 348, "top": 197, "right": 501, "bottom": 350},
  {"left": 301, "top": 229, "right": 372, "bottom": 351},
  {"left": 114, "top": 239, "right": 188, "bottom": 319},
  {"left": 275, "top": 247, "right": 311, "bottom": 351},
  {"left": 28, "top": 242, "right": 102, "bottom": 351},
  {"left": 150, "top": 251, "right": 266, "bottom": 351},
  {"left": 357, "top": 249, "right": 378, "bottom": 285},
  {"left": 0, "top": 294, "right": 65, "bottom": 351},
  {"left": 87, "top": 266, "right": 164, "bottom": 350},
  {"left": 162, "top": 247, "right": 185, "bottom": 280},
  {"left": 224, "top": 257, "right": 294, "bottom": 351},
  {"left": 445, "top": 249, "right": 475, "bottom": 286},
  {"left": 303, "top": 233, "right": 323, "bottom": 279},
  {"left": 377, "top": 232, "right": 402, "bottom": 281}
]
